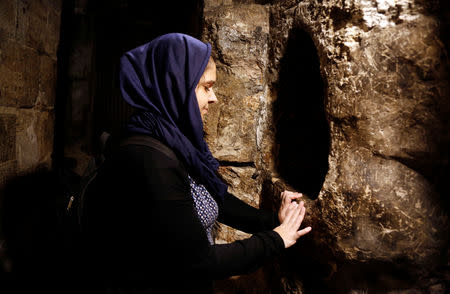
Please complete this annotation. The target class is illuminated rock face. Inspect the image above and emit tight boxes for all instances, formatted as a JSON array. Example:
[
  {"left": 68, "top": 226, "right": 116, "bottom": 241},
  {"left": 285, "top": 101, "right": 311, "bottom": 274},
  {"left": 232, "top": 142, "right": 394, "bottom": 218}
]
[
  {"left": 203, "top": 0, "right": 449, "bottom": 292},
  {"left": 313, "top": 15, "right": 447, "bottom": 263},
  {"left": 202, "top": 4, "right": 270, "bottom": 165}
]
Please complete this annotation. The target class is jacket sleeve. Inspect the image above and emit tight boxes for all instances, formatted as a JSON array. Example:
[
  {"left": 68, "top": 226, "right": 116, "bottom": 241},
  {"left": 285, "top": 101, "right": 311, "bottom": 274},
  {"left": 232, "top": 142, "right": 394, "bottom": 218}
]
[
  {"left": 217, "top": 192, "right": 280, "bottom": 234},
  {"left": 152, "top": 188, "right": 284, "bottom": 280},
  {"left": 193, "top": 230, "right": 284, "bottom": 280},
  {"left": 115, "top": 145, "right": 285, "bottom": 280}
]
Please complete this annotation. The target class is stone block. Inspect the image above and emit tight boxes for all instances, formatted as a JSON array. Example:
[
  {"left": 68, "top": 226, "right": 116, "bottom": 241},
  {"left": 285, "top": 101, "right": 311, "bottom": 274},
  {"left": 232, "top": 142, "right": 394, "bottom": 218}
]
[
  {"left": 215, "top": 165, "right": 262, "bottom": 243},
  {"left": 0, "top": 39, "right": 40, "bottom": 107},
  {"left": 16, "top": 109, "right": 39, "bottom": 171},
  {"left": 0, "top": 114, "right": 16, "bottom": 163},
  {"left": 208, "top": 89, "right": 262, "bottom": 162},
  {"left": 339, "top": 17, "right": 445, "bottom": 160},
  {"left": 16, "top": 109, "right": 53, "bottom": 172},
  {"left": 203, "top": 4, "right": 270, "bottom": 163},
  {"left": 0, "top": 0, "right": 17, "bottom": 40},
  {"left": 37, "top": 55, "right": 57, "bottom": 108},
  {"left": 43, "top": 0, "right": 62, "bottom": 13},
  {"left": 204, "top": 0, "right": 233, "bottom": 9},
  {"left": 36, "top": 110, "right": 54, "bottom": 165},
  {"left": 43, "top": 3, "right": 61, "bottom": 56},
  {"left": 0, "top": 160, "right": 17, "bottom": 189},
  {"left": 219, "top": 165, "right": 261, "bottom": 206},
  {"left": 319, "top": 146, "right": 446, "bottom": 264},
  {"left": 16, "top": 0, "right": 47, "bottom": 51},
  {"left": 15, "top": 0, "right": 61, "bottom": 56}
]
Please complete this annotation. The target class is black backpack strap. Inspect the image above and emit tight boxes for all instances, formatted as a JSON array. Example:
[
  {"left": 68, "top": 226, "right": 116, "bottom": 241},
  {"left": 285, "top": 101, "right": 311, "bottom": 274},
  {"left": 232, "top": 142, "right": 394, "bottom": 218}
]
[
  {"left": 78, "top": 134, "right": 179, "bottom": 231},
  {"left": 120, "top": 135, "right": 178, "bottom": 161}
]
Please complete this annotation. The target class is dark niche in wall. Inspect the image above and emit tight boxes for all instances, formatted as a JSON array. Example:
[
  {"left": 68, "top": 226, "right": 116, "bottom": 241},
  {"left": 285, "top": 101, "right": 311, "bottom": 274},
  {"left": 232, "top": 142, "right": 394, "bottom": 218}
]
[{"left": 273, "top": 27, "right": 330, "bottom": 199}]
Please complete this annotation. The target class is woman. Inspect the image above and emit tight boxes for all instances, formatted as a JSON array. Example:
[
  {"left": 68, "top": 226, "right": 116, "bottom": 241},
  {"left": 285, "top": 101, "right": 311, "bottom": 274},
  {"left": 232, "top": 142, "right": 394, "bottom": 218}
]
[{"left": 84, "top": 33, "right": 311, "bottom": 293}]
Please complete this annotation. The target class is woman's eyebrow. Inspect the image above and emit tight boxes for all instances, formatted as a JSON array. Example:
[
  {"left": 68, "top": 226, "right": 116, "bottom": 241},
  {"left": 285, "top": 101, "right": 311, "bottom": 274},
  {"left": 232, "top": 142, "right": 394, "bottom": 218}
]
[{"left": 202, "top": 80, "right": 215, "bottom": 86}]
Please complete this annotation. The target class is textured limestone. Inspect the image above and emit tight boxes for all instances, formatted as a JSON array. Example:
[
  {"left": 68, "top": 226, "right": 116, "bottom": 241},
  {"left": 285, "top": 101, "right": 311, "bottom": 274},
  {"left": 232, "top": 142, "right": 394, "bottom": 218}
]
[
  {"left": 203, "top": 0, "right": 449, "bottom": 292},
  {"left": 0, "top": 39, "right": 40, "bottom": 108},
  {"left": 289, "top": 0, "right": 449, "bottom": 270},
  {"left": 16, "top": 0, "right": 47, "bottom": 48},
  {"left": 0, "top": 161, "right": 17, "bottom": 190},
  {"left": 0, "top": 114, "right": 16, "bottom": 164},
  {"left": 37, "top": 55, "right": 58, "bottom": 108},
  {"left": 202, "top": 4, "right": 270, "bottom": 163},
  {"left": 0, "top": 0, "right": 17, "bottom": 40},
  {"left": 202, "top": 3, "right": 275, "bottom": 245},
  {"left": 16, "top": 0, "right": 62, "bottom": 55},
  {"left": 215, "top": 166, "right": 263, "bottom": 241},
  {"left": 219, "top": 166, "right": 262, "bottom": 207},
  {"left": 0, "top": 0, "right": 61, "bottom": 177},
  {"left": 16, "top": 109, "right": 54, "bottom": 172}
]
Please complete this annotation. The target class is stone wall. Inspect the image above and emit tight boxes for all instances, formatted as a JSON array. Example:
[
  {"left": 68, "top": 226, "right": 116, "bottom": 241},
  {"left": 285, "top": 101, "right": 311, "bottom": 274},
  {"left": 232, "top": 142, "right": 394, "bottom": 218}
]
[
  {"left": 0, "top": 0, "right": 62, "bottom": 275},
  {"left": 0, "top": 0, "right": 61, "bottom": 180},
  {"left": 203, "top": 0, "right": 449, "bottom": 292}
]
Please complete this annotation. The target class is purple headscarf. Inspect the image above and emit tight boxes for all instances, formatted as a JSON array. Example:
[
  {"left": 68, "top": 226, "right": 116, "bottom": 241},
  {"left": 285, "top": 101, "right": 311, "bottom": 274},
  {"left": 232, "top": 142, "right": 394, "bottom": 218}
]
[{"left": 119, "top": 33, "right": 227, "bottom": 201}]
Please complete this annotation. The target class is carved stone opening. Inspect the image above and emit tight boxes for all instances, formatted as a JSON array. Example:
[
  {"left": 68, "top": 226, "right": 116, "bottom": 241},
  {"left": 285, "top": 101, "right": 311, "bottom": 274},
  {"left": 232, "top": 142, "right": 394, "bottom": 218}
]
[{"left": 273, "top": 27, "right": 330, "bottom": 199}]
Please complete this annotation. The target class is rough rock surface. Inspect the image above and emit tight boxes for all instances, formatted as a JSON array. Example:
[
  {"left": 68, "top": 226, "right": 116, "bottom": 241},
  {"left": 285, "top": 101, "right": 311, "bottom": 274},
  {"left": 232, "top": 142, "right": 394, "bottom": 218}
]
[
  {"left": 292, "top": 0, "right": 449, "bottom": 280},
  {"left": 0, "top": 0, "right": 61, "bottom": 177},
  {"left": 0, "top": 0, "right": 62, "bottom": 282},
  {"left": 203, "top": 0, "right": 449, "bottom": 292},
  {"left": 203, "top": 4, "right": 270, "bottom": 164}
]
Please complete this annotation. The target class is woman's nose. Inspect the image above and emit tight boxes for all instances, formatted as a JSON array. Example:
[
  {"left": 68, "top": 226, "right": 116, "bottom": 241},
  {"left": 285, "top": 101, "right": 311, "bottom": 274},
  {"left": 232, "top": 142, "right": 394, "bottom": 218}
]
[{"left": 209, "top": 90, "right": 218, "bottom": 103}]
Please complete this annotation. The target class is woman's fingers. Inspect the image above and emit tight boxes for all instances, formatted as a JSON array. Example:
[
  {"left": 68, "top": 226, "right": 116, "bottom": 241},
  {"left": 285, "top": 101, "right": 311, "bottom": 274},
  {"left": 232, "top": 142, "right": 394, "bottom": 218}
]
[
  {"left": 294, "top": 202, "right": 311, "bottom": 237},
  {"left": 281, "top": 191, "right": 303, "bottom": 206},
  {"left": 290, "top": 201, "right": 302, "bottom": 224},
  {"left": 282, "top": 190, "right": 302, "bottom": 203},
  {"left": 279, "top": 191, "right": 304, "bottom": 224},
  {"left": 288, "top": 201, "right": 309, "bottom": 234},
  {"left": 297, "top": 226, "right": 312, "bottom": 237},
  {"left": 283, "top": 201, "right": 298, "bottom": 224},
  {"left": 285, "top": 201, "right": 304, "bottom": 226},
  {"left": 294, "top": 202, "right": 306, "bottom": 228},
  {"left": 274, "top": 200, "right": 312, "bottom": 248}
]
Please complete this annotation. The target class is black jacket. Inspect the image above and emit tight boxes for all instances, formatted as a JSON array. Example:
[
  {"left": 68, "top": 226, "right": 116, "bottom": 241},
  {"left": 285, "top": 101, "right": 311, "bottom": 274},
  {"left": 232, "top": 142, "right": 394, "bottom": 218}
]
[{"left": 82, "top": 136, "right": 284, "bottom": 293}]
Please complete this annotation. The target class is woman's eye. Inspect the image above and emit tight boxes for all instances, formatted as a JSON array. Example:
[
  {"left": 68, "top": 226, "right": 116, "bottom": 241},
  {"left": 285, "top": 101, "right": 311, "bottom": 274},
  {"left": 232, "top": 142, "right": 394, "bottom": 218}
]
[{"left": 204, "top": 86, "right": 211, "bottom": 92}]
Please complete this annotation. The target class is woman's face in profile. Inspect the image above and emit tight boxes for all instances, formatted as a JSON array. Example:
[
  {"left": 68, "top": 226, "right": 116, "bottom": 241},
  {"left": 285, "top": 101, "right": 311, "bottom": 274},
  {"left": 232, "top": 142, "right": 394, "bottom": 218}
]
[{"left": 195, "top": 58, "right": 218, "bottom": 121}]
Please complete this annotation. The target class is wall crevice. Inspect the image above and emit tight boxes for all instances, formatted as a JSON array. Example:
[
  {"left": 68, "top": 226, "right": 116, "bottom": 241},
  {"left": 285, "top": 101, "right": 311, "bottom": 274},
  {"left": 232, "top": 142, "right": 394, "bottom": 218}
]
[{"left": 272, "top": 26, "right": 330, "bottom": 199}]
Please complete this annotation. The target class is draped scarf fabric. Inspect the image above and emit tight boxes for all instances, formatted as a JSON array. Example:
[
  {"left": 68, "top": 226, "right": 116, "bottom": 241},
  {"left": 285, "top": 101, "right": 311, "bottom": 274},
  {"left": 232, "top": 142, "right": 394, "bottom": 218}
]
[{"left": 119, "top": 33, "right": 228, "bottom": 201}]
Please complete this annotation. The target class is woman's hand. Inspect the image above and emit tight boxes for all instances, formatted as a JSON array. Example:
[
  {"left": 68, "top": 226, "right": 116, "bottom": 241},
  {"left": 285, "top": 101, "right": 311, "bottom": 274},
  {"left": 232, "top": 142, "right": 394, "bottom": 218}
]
[
  {"left": 273, "top": 201, "right": 311, "bottom": 248},
  {"left": 278, "top": 190, "right": 303, "bottom": 224}
]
